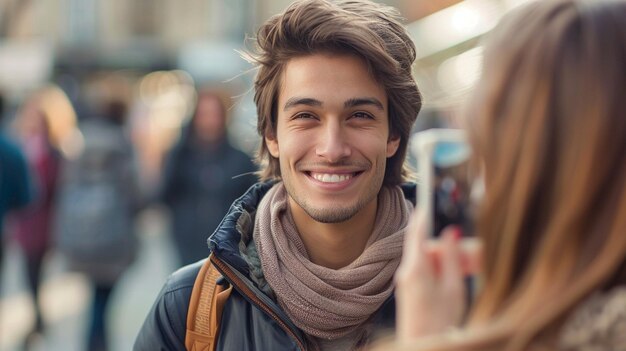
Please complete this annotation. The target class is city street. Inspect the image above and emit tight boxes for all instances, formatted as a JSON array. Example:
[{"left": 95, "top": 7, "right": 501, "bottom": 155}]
[{"left": 0, "top": 207, "right": 180, "bottom": 351}]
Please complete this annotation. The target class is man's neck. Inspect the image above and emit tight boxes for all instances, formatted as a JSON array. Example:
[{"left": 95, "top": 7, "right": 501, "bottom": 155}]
[{"left": 288, "top": 197, "right": 378, "bottom": 270}]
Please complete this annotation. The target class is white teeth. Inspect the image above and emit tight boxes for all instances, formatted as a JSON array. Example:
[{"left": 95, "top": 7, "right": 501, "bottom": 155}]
[{"left": 312, "top": 173, "right": 352, "bottom": 183}]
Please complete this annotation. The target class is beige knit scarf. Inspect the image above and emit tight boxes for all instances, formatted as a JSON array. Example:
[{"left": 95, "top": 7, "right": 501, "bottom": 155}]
[{"left": 254, "top": 183, "right": 413, "bottom": 340}]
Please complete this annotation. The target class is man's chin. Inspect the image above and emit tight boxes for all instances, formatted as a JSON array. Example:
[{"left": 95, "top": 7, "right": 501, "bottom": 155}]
[{"left": 303, "top": 207, "right": 358, "bottom": 224}]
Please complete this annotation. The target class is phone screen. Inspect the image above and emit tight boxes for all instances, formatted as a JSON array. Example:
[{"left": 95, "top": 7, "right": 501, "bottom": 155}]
[
  {"left": 412, "top": 129, "right": 476, "bottom": 239},
  {"left": 431, "top": 141, "right": 474, "bottom": 238}
]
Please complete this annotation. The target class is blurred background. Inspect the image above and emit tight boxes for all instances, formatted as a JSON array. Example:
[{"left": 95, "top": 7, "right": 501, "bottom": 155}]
[{"left": 0, "top": 0, "right": 532, "bottom": 350}]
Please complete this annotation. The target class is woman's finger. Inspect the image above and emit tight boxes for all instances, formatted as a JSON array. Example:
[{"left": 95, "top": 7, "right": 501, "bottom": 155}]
[
  {"left": 440, "top": 226, "right": 463, "bottom": 285},
  {"left": 397, "top": 210, "right": 433, "bottom": 283},
  {"left": 401, "top": 210, "right": 424, "bottom": 261},
  {"left": 438, "top": 226, "right": 466, "bottom": 326}
]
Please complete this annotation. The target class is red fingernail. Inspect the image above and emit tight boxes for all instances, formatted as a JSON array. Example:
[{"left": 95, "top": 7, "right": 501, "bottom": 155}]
[{"left": 454, "top": 227, "right": 463, "bottom": 241}]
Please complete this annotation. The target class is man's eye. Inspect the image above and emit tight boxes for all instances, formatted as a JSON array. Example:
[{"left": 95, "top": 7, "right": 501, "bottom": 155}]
[
  {"left": 294, "top": 113, "right": 315, "bottom": 120},
  {"left": 353, "top": 112, "right": 374, "bottom": 119}
]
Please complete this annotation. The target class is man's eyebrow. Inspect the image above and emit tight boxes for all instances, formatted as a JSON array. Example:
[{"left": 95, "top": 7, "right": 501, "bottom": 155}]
[
  {"left": 283, "top": 97, "right": 323, "bottom": 111},
  {"left": 344, "top": 97, "right": 384, "bottom": 111}
]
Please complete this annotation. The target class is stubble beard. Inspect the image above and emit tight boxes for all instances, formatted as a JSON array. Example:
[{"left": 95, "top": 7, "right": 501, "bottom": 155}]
[
  {"left": 282, "top": 163, "right": 386, "bottom": 224},
  {"left": 299, "top": 200, "right": 367, "bottom": 223}
]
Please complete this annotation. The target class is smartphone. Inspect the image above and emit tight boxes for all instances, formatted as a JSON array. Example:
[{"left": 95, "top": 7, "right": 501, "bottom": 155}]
[
  {"left": 411, "top": 128, "right": 481, "bottom": 278},
  {"left": 411, "top": 128, "right": 474, "bottom": 238}
]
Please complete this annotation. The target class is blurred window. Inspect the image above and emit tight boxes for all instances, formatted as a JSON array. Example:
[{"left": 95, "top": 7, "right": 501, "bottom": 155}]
[
  {"left": 131, "top": 0, "right": 159, "bottom": 37},
  {"left": 67, "top": 0, "right": 97, "bottom": 43}
]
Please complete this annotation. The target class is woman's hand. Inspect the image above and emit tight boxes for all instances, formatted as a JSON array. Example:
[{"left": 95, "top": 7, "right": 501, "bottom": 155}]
[{"left": 394, "top": 210, "right": 467, "bottom": 342}]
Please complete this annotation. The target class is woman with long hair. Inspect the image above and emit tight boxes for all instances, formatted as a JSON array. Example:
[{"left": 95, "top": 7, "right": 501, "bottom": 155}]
[
  {"left": 390, "top": 0, "right": 626, "bottom": 350},
  {"left": 8, "top": 86, "right": 73, "bottom": 347}
]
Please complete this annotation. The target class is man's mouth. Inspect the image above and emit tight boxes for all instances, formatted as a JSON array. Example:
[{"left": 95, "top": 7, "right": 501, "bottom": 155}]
[{"left": 307, "top": 171, "right": 362, "bottom": 183}]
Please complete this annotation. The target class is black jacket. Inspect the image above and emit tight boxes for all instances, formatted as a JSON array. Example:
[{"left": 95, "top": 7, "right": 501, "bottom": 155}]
[
  {"left": 134, "top": 182, "right": 416, "bottom": 351},
  {"left": 160, "top": 137, "right": 256, "bottom": 265}
]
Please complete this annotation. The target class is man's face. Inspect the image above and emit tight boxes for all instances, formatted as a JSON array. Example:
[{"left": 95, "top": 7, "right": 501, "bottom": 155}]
[{"left": 266, "top": 53, "right": 400, "bottom": 223}]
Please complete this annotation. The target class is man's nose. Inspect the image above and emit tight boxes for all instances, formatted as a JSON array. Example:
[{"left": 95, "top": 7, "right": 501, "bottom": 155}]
[{"left": 316, "top": 123, "right": 351, "bottom": 162}]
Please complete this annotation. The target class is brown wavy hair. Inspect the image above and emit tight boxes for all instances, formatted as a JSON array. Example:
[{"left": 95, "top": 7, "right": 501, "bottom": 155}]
[
  {"left": 243, "top": 0, "right": 422, "bottom": 186},
  {"left": 389, "top": 0, "right": 626, "bottom": 350}
]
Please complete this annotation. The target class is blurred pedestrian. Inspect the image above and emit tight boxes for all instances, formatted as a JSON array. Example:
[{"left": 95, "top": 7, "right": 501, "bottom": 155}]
[
  {"left": 160, "top": 90, "right": 256, "bottom": 266},
  {"left": 54, "top": 98, "right": 141, "bottom": 351},
  {"left": 8, "top": 89, "right": 62, "bottom": 347},
  {"left": 389, "top": 1, "right": 626, "bottom": 351},
  {"left": 0, "top": 91, "right": 31, "bottom": 283}
]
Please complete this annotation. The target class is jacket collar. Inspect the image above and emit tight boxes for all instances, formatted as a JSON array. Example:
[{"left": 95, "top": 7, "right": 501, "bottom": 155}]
[{"left": 208, "top": 181, "right": 276, "bottom": 275}]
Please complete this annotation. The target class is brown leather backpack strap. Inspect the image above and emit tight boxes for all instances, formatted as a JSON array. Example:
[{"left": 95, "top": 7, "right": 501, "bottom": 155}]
[
  {"left": 185, "top": 253, "right": 232, "bottom": 351},
  {"left": 212, "top": 280, "right": 233, "bottom": 347}
]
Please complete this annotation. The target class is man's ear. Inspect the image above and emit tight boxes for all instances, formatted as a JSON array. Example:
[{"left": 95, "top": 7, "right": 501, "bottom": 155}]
[
  {"left": 266, "top": 135, "right": 279, "bottom": 158},
  {"left": 386, "top": 135, "right": 400, "bottom": 158}
]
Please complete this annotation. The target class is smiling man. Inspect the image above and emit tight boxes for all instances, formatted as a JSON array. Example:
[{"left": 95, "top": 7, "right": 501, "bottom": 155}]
[
  {"left": 135, "top": 1, "right": 421, "bottom": 350},
  {"left": 269, "top": 53, "right": 404, "bottom": 270}
]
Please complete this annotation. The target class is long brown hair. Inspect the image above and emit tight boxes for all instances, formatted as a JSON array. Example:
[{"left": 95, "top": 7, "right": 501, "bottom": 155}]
[
  {"left": 244, "top": 0, "right": 422, "bottom": 186},
  {"left": 397, "top": 0, "right": 626, "bottom": 350}
]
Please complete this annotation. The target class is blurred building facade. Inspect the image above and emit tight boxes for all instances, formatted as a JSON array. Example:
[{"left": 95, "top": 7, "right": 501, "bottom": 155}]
[
  {"left": 0, "top": 0, "right": 533, "bottom": 98},
  {"left": 0, "top": 0, "right": 535, "bottom": 163}
]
